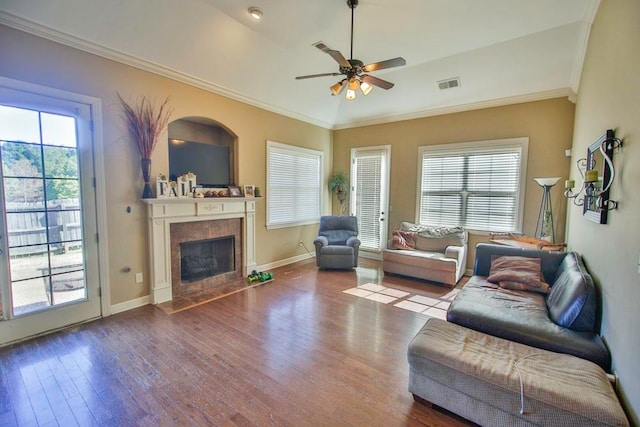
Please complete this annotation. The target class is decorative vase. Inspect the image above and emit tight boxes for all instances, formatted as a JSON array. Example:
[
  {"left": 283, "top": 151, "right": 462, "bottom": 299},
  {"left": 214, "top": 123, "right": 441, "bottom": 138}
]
[{"left": 141, "top": 157, "right": 153, "bottom": 198}]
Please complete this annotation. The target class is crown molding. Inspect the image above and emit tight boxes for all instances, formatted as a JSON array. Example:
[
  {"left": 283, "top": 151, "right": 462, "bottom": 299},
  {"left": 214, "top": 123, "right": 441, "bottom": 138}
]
[
  {"left": 0, "top": 11, "right": 334, "bottom": 130},
  {"left": 332, "top": 88, "right": 575, "bottom": 130},
  {"left": 0, "top": 11, "right": 585, "bottom": 132},
  {"left": 569, "top": 0, "right": 600, "bottom": 93}
]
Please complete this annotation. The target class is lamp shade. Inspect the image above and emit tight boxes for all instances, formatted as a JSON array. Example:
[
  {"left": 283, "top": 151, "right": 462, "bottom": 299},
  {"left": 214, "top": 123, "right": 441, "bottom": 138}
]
[
  {"left": 330, "top": 80, "right": 346, "bottom": 96},
  {"left": 360, "top": 81, "right": 373, "bottom": 95},
  {"left": 533, "top": 177, "right": 561, "bottom": 187},
  {"left": 345, "top": 78, "right": 359, "bottom": 100}
]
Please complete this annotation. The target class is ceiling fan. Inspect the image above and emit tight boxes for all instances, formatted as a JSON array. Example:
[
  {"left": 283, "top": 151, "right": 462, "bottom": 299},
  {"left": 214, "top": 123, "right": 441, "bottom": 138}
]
[{"left": 295, "top": 0, "right": 406, "bottom": 100}]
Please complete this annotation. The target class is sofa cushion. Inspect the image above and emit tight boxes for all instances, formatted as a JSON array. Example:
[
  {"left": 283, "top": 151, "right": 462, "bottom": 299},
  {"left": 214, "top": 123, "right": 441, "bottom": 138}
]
[
  {"left": 474, "top": 243, "right": 566, "bottom": 283},
  {"left": 390, "top": 230, "right": 417, "bottom": 250},
  {"left": 318, "top": 216, "right": 358, "bottom": 245},
  {"left": 400, "top": 222, "right": 466, "bottom": 252},
  {"left": 319, "top": 229, "right": 356, "bottom": 245},
  {"left": 547, "top": 252, "right": 598, "bottom": 332},
  {"left": 447, "top": 276, "right": 611, "bottom": 369},
  {"left": 487, "top": 255, "right": 551, "bottom": 294}
]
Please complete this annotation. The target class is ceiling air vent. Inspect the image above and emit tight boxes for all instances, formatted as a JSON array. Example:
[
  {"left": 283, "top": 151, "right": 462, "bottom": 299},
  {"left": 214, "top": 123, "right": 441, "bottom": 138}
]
[{"left": 438, "top": 77, "right": 461, "bottom": 90}]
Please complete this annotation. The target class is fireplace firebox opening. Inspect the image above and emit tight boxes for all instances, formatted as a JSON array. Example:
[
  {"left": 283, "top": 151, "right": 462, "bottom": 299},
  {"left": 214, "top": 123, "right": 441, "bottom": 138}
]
[{"left": 180, "top": 236, "right": 235, "bottom": 283}]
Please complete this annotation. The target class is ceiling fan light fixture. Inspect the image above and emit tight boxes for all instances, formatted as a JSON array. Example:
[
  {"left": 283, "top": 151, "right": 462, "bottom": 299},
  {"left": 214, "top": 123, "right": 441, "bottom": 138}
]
[
  {"left": 294, "top": 0, "right": 405, "bottom": 98},
  {"left": 248, "top": 7, "right": 263, "bottom": 20},
  {"left": 360, "top": 81, "right": 373, "bottom": 96},
  {"left": 346, "top": 77, "right": 359, "bottom": 100},
  {"left": 330, "top": 80, "right": 347, "bottom": 96}
]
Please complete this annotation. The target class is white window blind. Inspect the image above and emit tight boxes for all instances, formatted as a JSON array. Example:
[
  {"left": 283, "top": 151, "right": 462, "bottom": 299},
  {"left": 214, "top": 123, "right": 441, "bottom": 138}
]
[
  {"left": 353, "top": 150, "right": 383, "bottom": 250},
  {"left": 267, "top": 141, "right": 322, "bottom": 229},
  {"left": 417, "top": 138, "right": 528, "bottom": 233}
]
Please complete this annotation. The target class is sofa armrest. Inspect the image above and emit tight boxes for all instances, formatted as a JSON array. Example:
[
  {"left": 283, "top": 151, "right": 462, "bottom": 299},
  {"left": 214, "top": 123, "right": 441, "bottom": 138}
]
[
  {"left": 447, "top": 245, "right": 468, "bottom": 283},
  {"left": 346, "top": 236, "right": 360, "bottom": 249},
  {"left": 313, "top": 236, "right": 328, "bottom": 248},
  {"left": 445, "top": 245, "right": 464, "bottom": 262}
]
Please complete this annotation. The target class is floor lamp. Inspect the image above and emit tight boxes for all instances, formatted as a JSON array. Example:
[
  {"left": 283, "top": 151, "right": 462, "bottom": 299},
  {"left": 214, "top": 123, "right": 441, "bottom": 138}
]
[{"left": 534, "top": 177, "right": 560, "bottom": 243}]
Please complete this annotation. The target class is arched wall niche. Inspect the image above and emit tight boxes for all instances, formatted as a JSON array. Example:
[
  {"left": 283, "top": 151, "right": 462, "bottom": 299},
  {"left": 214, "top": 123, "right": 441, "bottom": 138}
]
[{"left": 167, "top": 117, "right": 238, "bottom": 187}]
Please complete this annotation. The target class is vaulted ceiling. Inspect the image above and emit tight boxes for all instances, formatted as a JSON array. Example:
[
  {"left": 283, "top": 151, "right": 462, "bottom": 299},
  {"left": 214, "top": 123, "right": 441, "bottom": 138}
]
[{"left": 0, "top": 0, "right": 599, "bottom": 129}]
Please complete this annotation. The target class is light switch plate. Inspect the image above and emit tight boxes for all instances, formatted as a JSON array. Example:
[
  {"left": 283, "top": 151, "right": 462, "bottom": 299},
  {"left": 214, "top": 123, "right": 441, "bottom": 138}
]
[{"left": 135, "top": 273, "right": 143, "bottom": 283}]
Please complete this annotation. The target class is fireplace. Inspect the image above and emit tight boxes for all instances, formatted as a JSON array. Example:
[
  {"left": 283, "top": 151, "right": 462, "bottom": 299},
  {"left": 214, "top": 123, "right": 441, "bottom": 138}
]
[
  {"left": 144, "top": 198, "right": 257, "bottom": 304},
  {"left": 170, "top": 218, "right": 243, "bottom": 298},
  {"left": 180, "top": 236, "right": 235, "bottom": 283}
]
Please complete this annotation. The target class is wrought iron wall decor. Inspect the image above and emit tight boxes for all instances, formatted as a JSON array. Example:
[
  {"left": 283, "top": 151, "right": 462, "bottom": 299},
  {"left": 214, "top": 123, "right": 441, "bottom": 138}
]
[{"left": 564, "top": 129, "right": 622, "bottom": 224}]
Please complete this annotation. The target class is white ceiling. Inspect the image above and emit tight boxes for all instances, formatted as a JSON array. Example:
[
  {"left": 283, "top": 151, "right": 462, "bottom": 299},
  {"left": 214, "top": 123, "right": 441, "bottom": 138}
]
[{"left": 0, "top": 0, "right": 599, "bottom": 129}]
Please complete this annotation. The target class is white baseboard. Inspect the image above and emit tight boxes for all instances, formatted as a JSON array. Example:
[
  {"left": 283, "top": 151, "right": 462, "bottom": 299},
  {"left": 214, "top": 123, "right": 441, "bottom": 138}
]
[
  {"left": 110, "top": 295, "right": 151, "bottom": 315},
  {"left": 359, "top": 251, "right": 382, "bottom": 260},
  {"left": 255, "top": 252, "right": 313, "bottom": 272}
]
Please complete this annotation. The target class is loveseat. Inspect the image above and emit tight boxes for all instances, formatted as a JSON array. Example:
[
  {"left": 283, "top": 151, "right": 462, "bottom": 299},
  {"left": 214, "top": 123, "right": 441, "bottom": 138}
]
[
  {"left": 446, "top": 243, "right": 611, "bottom": 370},
  {"left": 382, "top": 222, "right": 467, "bottom": 287}
]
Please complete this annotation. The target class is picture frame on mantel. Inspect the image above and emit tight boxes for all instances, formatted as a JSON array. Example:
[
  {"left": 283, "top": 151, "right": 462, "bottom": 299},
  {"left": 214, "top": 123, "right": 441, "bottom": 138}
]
[
  {"left": 228, "top": 186, "right": 242, "bottom": 197},
  {"left": 243, "top": 185, "right": 255, "bottom": 197}
]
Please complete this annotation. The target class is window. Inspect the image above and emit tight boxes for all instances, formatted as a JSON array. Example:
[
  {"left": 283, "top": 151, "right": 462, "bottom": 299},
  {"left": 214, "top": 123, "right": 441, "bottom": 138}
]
[
  {"left": 267, "top": 141, "right": 323, "bottom": 229},
  {"left": 417, "top": 138, "right": 528, "bottom": 233}
]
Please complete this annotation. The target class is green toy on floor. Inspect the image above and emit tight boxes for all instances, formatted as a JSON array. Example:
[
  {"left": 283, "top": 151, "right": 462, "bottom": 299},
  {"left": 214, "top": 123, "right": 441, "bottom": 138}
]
[{"left": 247, "top": 270, "right": 273, "bottom": 283}]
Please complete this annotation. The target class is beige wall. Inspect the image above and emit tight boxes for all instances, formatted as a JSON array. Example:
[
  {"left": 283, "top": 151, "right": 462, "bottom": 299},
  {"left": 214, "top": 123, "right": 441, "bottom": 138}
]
[
  {"left": 568, "top": 0, "right": 640, "bottom": 423},
  {"left": 0, "top": 24, "right": 332, "bottom": 306},
  {"left": 3, "top": 14, "right": 636, "bottom": 422},
  {"left": 333, "top": 98, "right": 575, "bottom": 270}
]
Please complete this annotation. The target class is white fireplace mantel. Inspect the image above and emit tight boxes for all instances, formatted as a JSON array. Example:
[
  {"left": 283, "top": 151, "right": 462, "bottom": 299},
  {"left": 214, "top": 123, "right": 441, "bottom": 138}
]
[{"left": 143, "top": 197, "right": 258, "bottom": 304}]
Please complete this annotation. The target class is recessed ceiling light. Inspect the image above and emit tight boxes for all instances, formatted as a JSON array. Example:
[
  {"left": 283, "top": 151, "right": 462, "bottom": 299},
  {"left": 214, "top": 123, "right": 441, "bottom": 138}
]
[{"left": 248, "top": 7, "right": 263, "bottom": 20}]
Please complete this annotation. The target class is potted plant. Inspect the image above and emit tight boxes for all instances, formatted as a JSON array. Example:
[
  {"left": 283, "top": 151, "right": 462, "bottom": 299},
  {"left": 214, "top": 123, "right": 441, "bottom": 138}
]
[
  {"left": 328, "top": 171, "right": 348, "bottom": 212},
  {"left": 329, "top": 170, "right": 348, "bottom": 192}
]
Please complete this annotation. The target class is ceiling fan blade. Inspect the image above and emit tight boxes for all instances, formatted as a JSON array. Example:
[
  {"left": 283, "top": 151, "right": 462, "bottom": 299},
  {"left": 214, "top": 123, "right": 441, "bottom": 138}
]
[
  {"left": 313, "top": 41, "right": 351, "bottom": 69},
  {"left": 295, "top": 72, "right": 341, "bottom": 80},
  {"left": 361, "top": 74, "right": 394, "bottom": 90},
  {"left": 362, "top": 57, "right": 406, "bottom": 73}
]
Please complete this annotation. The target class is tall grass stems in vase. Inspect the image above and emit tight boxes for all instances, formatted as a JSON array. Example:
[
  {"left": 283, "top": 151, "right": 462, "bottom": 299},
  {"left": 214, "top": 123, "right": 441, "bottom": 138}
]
[{"left": 118, "top": 93, "right": 173, "bottom": 198}]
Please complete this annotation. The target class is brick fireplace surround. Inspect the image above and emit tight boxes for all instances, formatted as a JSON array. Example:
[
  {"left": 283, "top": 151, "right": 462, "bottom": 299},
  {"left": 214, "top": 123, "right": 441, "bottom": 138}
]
[
  {"left": 170, "top": 218, "right": 242, "bottom": 298},
  {"left": 144, "top": 198, "right": 257, "bottom": 304}
]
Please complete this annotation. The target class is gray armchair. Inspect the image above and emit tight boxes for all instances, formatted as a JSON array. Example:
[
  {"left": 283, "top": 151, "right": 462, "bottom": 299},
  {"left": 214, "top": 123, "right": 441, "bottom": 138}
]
[{"left": 313, "top": 216, "right": 361, "bottom": 269}]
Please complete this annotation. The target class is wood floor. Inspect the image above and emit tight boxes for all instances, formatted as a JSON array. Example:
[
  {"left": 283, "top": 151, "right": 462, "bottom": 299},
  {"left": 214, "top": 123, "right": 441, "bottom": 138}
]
[{"left": 0, "top": 258, "right": 475, "bottom": 426}]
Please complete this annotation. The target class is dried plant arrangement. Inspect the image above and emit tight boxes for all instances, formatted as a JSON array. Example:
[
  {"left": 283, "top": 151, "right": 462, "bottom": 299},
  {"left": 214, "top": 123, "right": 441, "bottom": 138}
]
[
  {"left": 117, "top": 93, "right": 173, "bottom": 198},
  {"left": 117, "top": 93, "right": 172, "bottom": 158}
]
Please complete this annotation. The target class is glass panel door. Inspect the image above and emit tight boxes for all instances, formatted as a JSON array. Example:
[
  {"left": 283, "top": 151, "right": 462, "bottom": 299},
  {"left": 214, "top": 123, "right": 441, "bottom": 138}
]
[
  {"left": 1, "top": 106, "right": 86, "bottom": 316},
  {"left": 0, "top": 83, "right": 101, "bottom": 344},
  {"left": 350, "top": 146, "right": 390, "bottom": 253}
]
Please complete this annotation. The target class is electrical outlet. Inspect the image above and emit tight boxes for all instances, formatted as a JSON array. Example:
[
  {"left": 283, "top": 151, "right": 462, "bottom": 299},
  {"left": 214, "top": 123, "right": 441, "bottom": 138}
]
[
  {"left": 298, "top": 241, "right": 304, "bottom": 247},
  {"left": 135, "top": 273, "right": 143, "bottom": 283}
]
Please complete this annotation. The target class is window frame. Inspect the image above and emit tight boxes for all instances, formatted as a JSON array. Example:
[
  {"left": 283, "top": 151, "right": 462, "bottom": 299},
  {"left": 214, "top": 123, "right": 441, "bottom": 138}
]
[
  {"left": 415, "top": 137, "right": 529, "bottom": 234},
  {"left": 266, "top": 140, "right": 323, "bottom": 230}
]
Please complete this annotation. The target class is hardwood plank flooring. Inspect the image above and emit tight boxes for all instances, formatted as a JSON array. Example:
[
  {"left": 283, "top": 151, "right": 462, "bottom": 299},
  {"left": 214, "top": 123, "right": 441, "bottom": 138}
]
[{"left": 0, "top": 258, "right": 475, "bottom": 426}]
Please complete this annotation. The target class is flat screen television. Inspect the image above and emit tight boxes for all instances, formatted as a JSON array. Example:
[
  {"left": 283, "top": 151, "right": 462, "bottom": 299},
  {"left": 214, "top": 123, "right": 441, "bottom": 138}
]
[{"left": 169, "top": 139, "right": 230, "bottom": 187}]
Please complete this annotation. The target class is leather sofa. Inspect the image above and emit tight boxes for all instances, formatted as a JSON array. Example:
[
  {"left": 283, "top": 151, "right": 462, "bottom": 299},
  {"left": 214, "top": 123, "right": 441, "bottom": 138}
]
[
  {"left": 446, "top": 243, "right": 611, "bottom": 370},
  {"left": 382, "top": 222, "right": 467, "bottom": 287}
]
